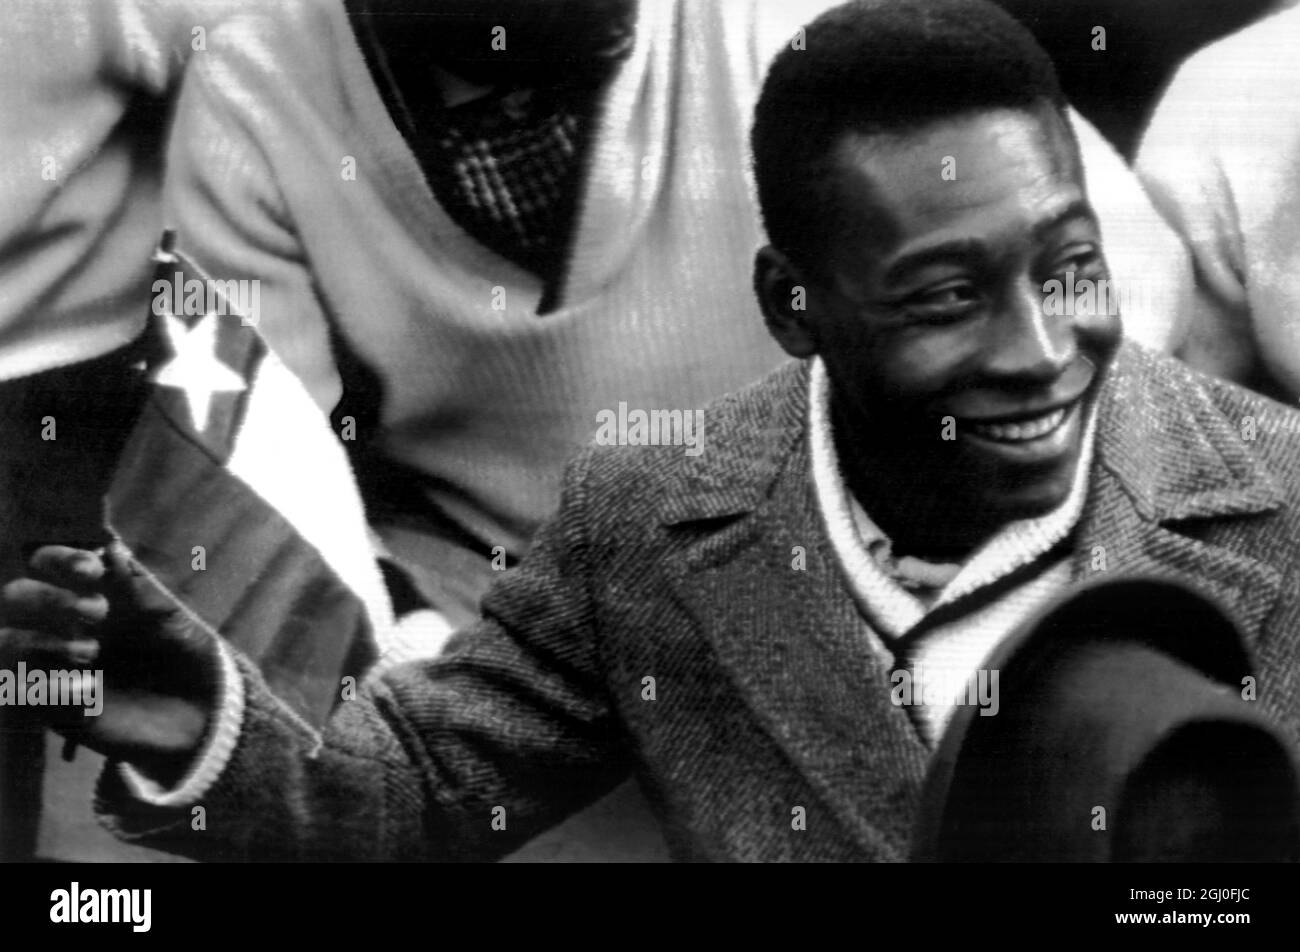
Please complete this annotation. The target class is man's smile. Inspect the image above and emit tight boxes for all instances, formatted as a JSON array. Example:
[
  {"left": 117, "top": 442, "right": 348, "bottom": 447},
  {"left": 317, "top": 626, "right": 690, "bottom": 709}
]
[
  {"left": 965, "top": 403, "right": 1071, "bottom": 443},
  {"left": 938, "top": 357, "right": 1098, "bottom": 470},
  {"left": 958, "top": 396, "right": 1084, "bottom": 467},
  {"left": 936, "top": 351, "right": 1095, "bottom": 452}
]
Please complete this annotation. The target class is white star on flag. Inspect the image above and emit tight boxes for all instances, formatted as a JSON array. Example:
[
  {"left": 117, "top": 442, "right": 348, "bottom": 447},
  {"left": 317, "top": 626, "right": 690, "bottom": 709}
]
[{"left": 152, "top": 309, "right": 247, "bottom": 432}]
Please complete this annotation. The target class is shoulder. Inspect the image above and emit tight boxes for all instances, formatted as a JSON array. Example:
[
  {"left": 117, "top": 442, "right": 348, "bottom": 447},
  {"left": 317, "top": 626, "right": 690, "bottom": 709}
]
[
  {"left": 564, "top": 360, "right": 807, "bottom": 524},
  {"left": 177, "top": 0, "right": 358, "bottom": 107},
  {"left": 1195, "top": 362, "right": 1300, "bottom": 468},
  {"left": 194, "top": 0, "right": 342, "bottom": 43},
  {"left": 0, "top": 0, "right": 263, "bottom": 96},
  {"left": 1160, "top": 346, "right": 1300, "bottom": 433},
  {"left": 1121, "top": 340, "right": 1298, "bottom": 422},
  {"left": 1117, "top": 343, "right": 1300, "bottom": 498}
]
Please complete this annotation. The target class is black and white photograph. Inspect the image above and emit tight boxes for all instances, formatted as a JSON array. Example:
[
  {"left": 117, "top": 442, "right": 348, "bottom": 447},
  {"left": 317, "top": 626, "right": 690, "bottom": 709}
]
[{"left": 0, "top": 0, "right": 1296, "bottom": 914}]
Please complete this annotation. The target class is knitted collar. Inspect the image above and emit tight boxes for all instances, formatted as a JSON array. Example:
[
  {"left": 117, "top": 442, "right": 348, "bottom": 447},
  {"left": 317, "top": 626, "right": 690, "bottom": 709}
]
[{"left": 808, "top": 356, "right": 1096, "bottom": 640}]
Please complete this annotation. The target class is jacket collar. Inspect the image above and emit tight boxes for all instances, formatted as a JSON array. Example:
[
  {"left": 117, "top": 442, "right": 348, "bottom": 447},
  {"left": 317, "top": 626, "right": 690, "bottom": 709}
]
[
  {"left": 657, "top": 360, "right": 810, "bottom": 526},
  {"left": 1070, "top": 342, "right": 1286, "bottom": 644}
]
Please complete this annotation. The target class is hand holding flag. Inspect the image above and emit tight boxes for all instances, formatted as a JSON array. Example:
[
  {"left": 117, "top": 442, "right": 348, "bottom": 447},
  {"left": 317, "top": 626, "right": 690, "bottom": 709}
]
[{"left": 0, "top": 543, "right": 217, "bottom": 784}]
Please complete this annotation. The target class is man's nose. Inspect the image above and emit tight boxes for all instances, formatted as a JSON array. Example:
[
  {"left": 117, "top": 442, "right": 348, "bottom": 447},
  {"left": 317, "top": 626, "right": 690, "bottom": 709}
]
[{"left": 983, "top": 278, "right": 1076, "bottom": 383}]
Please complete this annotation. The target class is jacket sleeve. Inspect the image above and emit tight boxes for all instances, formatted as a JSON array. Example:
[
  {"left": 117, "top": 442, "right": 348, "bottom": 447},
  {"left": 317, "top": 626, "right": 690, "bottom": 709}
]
[{"left": 95, "top": 450, "right": 633, "bottom": 861}]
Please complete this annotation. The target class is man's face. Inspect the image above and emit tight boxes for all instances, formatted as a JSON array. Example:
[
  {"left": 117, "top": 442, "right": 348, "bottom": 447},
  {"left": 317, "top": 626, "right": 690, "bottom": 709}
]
[{"left": 804, "top": 107, "right": 1122, "bottom": 526}]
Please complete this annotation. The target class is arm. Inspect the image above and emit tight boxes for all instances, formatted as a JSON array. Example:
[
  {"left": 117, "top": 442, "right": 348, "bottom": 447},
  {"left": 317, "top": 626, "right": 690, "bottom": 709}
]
[{"left": 3, "top": 452, "right": 631, "bottom": 862}]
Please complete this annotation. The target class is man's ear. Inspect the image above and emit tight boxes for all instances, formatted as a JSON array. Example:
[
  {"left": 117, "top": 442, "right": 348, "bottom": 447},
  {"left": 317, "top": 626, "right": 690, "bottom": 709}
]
[{"left": 754, "top": 246, "right": 818, "bottom": 359}]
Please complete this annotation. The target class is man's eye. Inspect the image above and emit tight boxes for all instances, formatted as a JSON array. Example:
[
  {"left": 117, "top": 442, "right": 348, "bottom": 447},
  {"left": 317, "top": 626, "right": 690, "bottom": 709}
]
[
  {"left": 1052, "top": 246, "right": 1103, "bottom": 276},
  {"left": 901, "top": 283, "right": 979, "bottom": 324}
]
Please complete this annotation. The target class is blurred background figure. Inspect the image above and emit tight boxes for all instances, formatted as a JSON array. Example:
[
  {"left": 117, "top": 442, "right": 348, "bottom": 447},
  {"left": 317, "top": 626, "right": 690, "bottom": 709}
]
[{"left": 1136, "top": 0, "right": 1300, "bottom": 400}]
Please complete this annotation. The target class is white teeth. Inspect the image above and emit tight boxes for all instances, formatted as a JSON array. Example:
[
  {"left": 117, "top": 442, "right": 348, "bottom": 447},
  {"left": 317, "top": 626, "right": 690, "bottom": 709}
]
[{"left": 968, "top": 407, "right": 1067, "bottom": 442}]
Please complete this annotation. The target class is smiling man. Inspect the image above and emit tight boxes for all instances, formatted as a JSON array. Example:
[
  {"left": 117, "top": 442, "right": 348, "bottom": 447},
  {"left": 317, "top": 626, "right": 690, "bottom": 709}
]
[
  {"left": 5, "top": 0, "right": 1300, "bottom": 862},
  {"left": 758, "top": 104, "right": 1117, "bottom": 557},
  {"left": 741, "top": 7, "right": 1138, "bottom": 754}
]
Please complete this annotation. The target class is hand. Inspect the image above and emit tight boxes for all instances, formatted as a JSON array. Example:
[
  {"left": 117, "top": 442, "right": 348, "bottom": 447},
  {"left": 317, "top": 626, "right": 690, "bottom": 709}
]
[{"left": 0, "top": 543, "right": 220, "bottom": 782}]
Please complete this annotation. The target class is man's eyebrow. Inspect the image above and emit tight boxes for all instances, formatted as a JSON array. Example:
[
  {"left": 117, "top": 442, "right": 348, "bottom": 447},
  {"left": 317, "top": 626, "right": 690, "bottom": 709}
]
[
  {"left": 881, "top": 239, "right": 984, "bottom": 286},
  {"left": 1032, "top": 199, "right": 1098, "bottom": 240}
]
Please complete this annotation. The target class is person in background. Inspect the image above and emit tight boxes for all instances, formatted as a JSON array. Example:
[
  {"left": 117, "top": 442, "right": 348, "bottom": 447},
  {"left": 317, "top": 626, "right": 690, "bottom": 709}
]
[{"left": 1135, "top": 0, "right": 1300, "bottom": 401}]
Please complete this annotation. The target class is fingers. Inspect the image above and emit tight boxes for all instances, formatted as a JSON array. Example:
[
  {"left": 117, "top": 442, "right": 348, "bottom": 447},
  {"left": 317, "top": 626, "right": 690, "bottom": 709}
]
[
  {"left": 0, "top": 626, "right": 101, "bottom": 668},
  {"left": 0, "top": 546, "right": 109, "bottom": 662},
  {"left": 0, "top": 577, "right": 109, "bottom": 633},
  {"left": 26, "top": 545, "right": 105, "bottom": 594}
]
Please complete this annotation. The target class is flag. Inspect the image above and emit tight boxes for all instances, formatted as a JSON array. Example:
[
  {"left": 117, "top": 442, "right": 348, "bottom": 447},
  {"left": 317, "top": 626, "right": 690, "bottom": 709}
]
[
  {"left": 105, "top": 230, "right": 397, "bottom": 719},
  {"left": 34, "top": 230, "right": 398, "bottom": 860}
]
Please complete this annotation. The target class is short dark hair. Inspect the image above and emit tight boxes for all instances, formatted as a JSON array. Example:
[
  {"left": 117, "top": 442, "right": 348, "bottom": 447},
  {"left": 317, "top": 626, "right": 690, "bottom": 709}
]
[{"left": 752, "top": 0, "right": 1071, "bottom": 273}]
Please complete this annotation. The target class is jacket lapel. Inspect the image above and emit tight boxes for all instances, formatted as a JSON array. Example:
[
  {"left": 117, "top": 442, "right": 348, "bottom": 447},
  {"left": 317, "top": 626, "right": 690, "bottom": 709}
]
[
  {"left": 660, "top": 363, "right": 929, "bottom": 860},
  {"left": 1071, "top": 344, "right": 1287, "bottom": 648}
]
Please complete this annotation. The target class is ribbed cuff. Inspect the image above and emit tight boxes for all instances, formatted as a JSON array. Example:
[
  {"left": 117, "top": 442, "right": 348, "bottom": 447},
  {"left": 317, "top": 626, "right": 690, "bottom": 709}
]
[{"left": 118, "top": 639, "right": 246, "bottom": 807}]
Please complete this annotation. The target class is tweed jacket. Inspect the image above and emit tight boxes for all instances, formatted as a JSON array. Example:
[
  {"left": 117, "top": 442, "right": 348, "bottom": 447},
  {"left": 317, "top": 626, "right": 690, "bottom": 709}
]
[{"left": 100, "top": 342, "right": 1300, "bottom": 861}]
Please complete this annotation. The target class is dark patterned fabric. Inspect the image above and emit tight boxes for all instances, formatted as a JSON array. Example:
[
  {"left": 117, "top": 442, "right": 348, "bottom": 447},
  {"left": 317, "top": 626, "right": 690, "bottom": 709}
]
[
  {"left": 345, "top": 0, "right": 630, "bottom": 291},
  {"left": 97, "top": 343, "right": 1300, "bottom": 861},
  {"left": 424, "top": 88, "right": 590, "bottom": 277}
]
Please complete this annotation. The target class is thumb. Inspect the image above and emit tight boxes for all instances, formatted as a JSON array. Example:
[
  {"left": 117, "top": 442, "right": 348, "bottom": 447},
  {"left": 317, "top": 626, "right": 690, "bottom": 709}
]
[
  {"left": 102, "top": 540, "right": 182, "bottom": 619},
  {"left": 102, "top": 539, "right": 138, "bottom": 583},
  {"left": 102, "top": 541, "right": 215, "bottom": 653}
]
